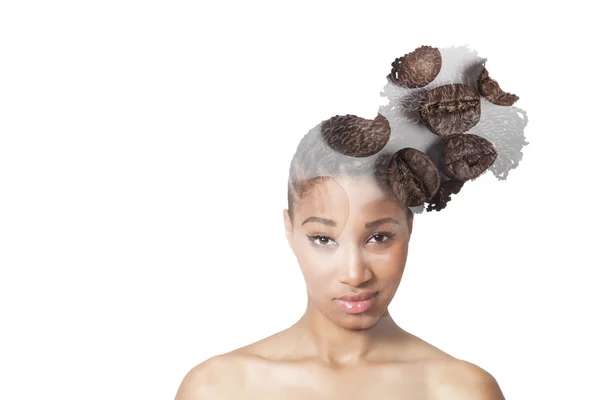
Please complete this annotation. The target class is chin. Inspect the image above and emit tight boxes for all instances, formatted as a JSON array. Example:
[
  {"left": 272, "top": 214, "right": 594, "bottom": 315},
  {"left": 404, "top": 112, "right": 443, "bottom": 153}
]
[{"left": 340, "top": 316, "right": 380, "bottom": 330}]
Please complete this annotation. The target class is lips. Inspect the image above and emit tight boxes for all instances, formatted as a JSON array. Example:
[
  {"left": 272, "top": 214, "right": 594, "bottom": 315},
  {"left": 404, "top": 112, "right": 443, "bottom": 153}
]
[
  {"left": 334, "top": 292, "right": 377, "bottom": 314},
  {"left": 336, "top": 291, "right": 377, "bottom": 301}
]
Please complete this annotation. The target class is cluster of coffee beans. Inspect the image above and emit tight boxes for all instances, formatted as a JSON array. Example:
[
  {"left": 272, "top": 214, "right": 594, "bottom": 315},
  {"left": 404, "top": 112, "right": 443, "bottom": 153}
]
[
  {"left": 318, "top": 45, "right": 521, "bottom": 212},
  {"left": 386, "top": 45, "right": 520, "bottom": 211}
]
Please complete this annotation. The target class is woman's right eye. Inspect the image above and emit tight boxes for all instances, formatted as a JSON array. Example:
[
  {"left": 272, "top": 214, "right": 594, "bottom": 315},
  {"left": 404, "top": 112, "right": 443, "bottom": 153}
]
[{"left": 306, "top": 235, "right": 337, "bottom": 247}]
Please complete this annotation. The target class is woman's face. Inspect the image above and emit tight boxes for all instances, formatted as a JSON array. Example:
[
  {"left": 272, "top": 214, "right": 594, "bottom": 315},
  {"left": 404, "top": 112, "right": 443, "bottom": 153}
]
[{"left": 283, "top": 175, "right": 413, "bottom": 330}]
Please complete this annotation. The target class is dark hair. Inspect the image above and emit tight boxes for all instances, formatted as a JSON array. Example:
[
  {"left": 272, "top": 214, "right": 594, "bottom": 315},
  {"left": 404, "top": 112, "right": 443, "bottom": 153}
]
[{"left": 286, "top": 114, "right": 413, "bottom": 223}]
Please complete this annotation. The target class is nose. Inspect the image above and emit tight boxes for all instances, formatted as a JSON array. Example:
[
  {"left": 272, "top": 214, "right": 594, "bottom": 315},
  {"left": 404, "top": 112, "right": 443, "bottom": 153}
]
[{"left": 337, "top": 245, "right": 373, "bottom": 287}]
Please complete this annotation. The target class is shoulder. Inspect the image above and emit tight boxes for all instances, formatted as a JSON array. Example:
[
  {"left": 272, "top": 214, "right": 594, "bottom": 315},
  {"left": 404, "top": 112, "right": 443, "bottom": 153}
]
[
  {"left": 174, "top": 354, "right": 244, "bottom": 400},
  {"left": 426, "top": 359, "right": 505, "bottom": 400},
  {"left": 173, "top": 331, "right": 290, "bottom": 399}
]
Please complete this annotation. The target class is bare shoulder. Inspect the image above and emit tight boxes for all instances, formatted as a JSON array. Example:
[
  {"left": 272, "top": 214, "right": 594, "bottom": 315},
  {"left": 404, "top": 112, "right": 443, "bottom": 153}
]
[
  {"left": 174, "top": 354, "right": 244, "bottom": 400},
  {"left": 426, "top": 359, "right": 505, "bottom": 400},
  {"left": 173, "top": 329, "right": 292, "bottom": 399},
  {"left": 399, "top": 330, "right": 457, "bottom": 362}
]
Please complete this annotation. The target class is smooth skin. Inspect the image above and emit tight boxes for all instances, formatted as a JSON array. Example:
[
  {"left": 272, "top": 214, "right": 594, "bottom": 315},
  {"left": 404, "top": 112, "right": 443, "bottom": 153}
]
[{"left": 175, "top": 176, "right": 505, "bottom": 399}]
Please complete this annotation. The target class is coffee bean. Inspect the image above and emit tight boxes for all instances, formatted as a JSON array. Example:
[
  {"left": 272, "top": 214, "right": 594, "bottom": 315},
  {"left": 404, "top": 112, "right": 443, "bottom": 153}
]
[
  {"left": 443, "top": 133, "right": 498, "bottom": 181},
  {"left": 419, "top": 84, "right": 481, "bottom": 136},
  {"left": 388, "top": 45, "right": 442, "bottom": 89},
  {"left": 477, "top": 67, "right": 519, "bottom": 106},
  {"left": 320, "top": 113, "right": 391, "bottom": 157},
  {"left": 388, "top": 148, "right": 441, "bottom": 207},
  {"left": 425, "top": 180, "right": 465, "bottom": 212}
]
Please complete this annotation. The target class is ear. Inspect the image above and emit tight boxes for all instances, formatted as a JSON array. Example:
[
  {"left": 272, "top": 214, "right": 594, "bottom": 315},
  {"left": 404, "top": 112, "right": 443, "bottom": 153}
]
[
  {"left": 407, "top": 211, "right": 414, "bottom": 237},
  {"left": 283, "top": 209, "right": 293, "bottom": 248}
]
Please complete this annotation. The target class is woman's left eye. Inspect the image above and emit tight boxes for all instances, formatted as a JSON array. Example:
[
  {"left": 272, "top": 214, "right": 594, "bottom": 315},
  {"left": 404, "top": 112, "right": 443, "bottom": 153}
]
[{"left": 368, "top": 232, "right": 396, "bottom": 244}]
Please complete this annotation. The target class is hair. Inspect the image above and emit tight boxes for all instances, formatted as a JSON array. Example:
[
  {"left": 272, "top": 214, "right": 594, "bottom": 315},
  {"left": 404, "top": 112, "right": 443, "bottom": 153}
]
[{"left": 286, "top": 114, "right": 413, "bottom": 224}]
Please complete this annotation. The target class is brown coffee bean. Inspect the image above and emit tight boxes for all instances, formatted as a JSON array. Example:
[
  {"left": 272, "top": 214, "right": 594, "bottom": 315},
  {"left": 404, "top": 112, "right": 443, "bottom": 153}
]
[
  {"left": 388, "top": 148, "right": 441, "bottom": 207},
  {"left": 419, "top": 84, "right": 481, "bottom": 136},
  {"left": 425, "top": 180, "right": 465, "bottom": 212},
  {"left": 320, "top": 113, "right": 391, "bottom": 157},
  {"left": 477, "top": 67, "right": 519, "bottom": 106},
  {"left": 443, "top": 134, "right": 498, "bottom": 181},
  {"left": 388, "top": 45, "right": 442, "bottom": 88}
]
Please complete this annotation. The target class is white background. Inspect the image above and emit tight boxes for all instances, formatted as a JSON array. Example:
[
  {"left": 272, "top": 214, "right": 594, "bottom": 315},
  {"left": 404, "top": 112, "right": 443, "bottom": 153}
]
[{"left": 1, "top": 1, "right": 598, "bottom": 399}]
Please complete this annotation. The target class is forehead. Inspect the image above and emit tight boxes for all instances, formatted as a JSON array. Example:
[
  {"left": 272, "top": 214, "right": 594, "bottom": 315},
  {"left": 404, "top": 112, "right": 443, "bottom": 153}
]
[{"left": 295, "top": 176, "right": 404, "bottom": 220}]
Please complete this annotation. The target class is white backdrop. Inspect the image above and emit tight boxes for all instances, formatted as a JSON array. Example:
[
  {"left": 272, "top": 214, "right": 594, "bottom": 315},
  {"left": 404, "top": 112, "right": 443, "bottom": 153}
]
[{"left": 1, "top": 1, "right": 598, "bottom": 399}]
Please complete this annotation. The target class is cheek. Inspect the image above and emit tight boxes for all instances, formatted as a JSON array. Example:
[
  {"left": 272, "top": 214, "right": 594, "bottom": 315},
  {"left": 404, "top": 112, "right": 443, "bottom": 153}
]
[
  {"left": 296, "top": 250, "right": 334, "bottom": 285},
  {"left": 293, "top": 242, "right": 338, "bottom": 295},
  {"left": 369, "top": 241, "right": 410, "bottom": 277}
]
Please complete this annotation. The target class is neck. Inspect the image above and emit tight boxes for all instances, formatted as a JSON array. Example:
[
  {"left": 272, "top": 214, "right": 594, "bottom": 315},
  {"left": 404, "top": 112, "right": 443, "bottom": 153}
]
[{"left": 292, "top": 296, "right": 406, "bottom": 367}]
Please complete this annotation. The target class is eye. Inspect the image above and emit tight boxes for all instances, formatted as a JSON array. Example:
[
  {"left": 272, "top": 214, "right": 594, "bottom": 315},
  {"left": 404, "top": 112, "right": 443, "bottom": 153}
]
[
  {"left": 306, "top": 234, "right": 338, "bottom": 248},
  {"left": 367, "top": 232, "right": 396, "bottom": 244}
]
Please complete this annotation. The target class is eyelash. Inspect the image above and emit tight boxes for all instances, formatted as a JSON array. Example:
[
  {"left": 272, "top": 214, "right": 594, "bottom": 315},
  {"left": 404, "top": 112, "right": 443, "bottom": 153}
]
[{"left": 306, "top": 232, "right": 396, "bottom": 248}]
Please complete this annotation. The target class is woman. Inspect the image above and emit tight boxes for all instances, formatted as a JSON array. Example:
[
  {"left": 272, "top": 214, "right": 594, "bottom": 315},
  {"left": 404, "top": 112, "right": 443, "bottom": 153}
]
[{"left": 175, "top": 45, "right": 526, "bottom": 399}]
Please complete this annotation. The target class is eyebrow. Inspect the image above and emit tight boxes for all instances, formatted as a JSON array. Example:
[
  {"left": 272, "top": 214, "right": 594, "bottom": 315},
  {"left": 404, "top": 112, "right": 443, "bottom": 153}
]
[
  {"left": 302, "top": 217, "right": 337, "bottom": 227},
  {"left": 365, "top": 217, "right": 400, "bottom": 229},
  {"left": 301, "top": 217, "right": 400, "bottom": 229}
]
